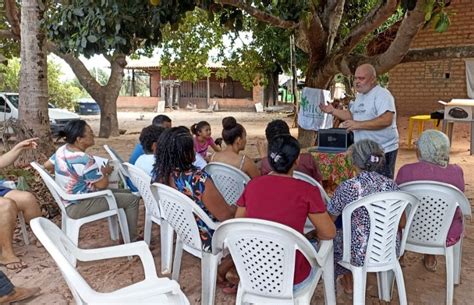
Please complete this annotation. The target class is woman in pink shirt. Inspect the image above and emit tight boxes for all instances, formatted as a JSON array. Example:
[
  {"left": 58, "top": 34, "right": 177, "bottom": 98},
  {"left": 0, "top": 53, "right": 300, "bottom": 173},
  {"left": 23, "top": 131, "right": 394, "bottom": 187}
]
[{"left": 396, "top": 129, "right": 464, "bottom": 272}]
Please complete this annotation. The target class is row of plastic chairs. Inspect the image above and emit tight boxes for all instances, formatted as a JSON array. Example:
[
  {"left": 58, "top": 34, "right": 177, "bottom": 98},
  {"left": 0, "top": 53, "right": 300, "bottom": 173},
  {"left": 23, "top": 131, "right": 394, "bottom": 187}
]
[{"left": 31, "top": 145, "right": 472, "bottom": 305}]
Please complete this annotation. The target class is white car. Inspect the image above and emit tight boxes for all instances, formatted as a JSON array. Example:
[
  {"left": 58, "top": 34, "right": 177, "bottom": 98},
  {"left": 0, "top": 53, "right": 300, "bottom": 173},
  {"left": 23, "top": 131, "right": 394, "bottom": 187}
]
[{"left": 0, "top": 92, "right": 80, "bottom": 135}]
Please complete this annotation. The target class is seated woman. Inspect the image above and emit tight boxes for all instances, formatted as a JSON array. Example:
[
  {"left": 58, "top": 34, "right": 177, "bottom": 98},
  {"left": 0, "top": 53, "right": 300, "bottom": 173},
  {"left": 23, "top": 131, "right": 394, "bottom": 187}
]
[
  {"left": 327, "top": 139, "right": 399, "bottom": 294},
  {"left": 152, "top": 126, "right": 235, "bottom": 288},
  {"left": 396, "top": 129, "right": 464, "bottom": 272},
  {"left": 235, "top": 134, "right": 336, "bottom": 288},
  {"left": 258, "top": 119, "right": 322, "bottom": 182},
  {"left": 135, "top": 125, "right": 165, "bottom": 176},
  {"left": 43, "top": 120, "right": 140, "bottom": 241},
  {"left": 0, "top": 138, "right": 41, "bottom": 270},
  {"left": 210, "top": 117, "right": 260, "bottom": 178}
]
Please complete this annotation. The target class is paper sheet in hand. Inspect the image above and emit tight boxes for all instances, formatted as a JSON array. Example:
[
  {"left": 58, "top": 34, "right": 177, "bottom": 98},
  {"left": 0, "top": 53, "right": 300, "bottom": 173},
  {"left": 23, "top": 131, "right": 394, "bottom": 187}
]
[
  {"left": 93, "top": 156, "right": 120, "bottom": 189},
  {"left": 297, "top": 87, "right": 333, "bottom": 131}
]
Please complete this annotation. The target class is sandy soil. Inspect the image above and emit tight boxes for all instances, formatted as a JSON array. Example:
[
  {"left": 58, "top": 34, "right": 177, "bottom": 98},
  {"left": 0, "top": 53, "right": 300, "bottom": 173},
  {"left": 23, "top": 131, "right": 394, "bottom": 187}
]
[{"left": 3, "top": 109, "right": 474, "bottom": 305}]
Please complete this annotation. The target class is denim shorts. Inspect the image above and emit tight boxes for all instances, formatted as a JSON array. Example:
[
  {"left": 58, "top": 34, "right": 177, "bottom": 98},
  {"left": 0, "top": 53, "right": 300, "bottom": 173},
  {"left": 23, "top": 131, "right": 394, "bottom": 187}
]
[
  {"left": 293, "top": 267, "right": 317, "bottom": 293},
  {"left": 0, "top": 271, "right": 14, "bottom": 296}
]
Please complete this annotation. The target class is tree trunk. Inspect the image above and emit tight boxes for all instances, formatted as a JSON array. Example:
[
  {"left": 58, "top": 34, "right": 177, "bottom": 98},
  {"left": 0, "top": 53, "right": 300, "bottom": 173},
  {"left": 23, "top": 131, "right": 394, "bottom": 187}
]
[
  {"left": 19, "top": 0, "right": 54, "bottom": 156},
  {"left": 50, "top": 48, "right": 126, "bottom": 137},
  {"left": 263, "top": 70, "right": 279, "bottom": 107},
  {"left": 97, "top": 95, "right": 119, "bottom": 137}
]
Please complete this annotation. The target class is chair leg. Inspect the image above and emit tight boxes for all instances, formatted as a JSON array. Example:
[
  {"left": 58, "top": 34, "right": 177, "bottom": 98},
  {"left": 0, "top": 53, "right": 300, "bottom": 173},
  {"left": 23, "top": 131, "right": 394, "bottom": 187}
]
[
  {"left": 235, "top": 283, "right": 243, "bottom": 305},
  {"left": 201, "top": 252, "right": 220, "bottom": 305},
  {"left": 18, "top": 211, "right": 30, "bottom": 246},
  {"left": 453, "top": 241, "right": 462, "bottom": 285},
  {"left": 144, "top": 214, "right": 153, "bottom": 245},
  {"left": 446, "top": 247, "right": 455, "bottom": 305},
  {"left": 352, "top": 268, "right": 367, "bottom": 305},
  {"left": 172, "top": 239, "right": 184, "bottom": 281},
  {"left": 376, "top": 270, "right": 394, "bottom": 302},
  {"left": 116, "top": 209, "right": 130, "bottom": 244},
  {"left": 65, "top": 222, "right": 80, "bottom": 267},
  {"left": 322, "top": 251, "right": 336, "bottom": 305},
  {"left": 407, "top": 118, "right": 414, "bottom": 148},
  {"left": 160, "top": 221, "right": 174, "bottom": 275},
  {"left": 393, "top": 263, "right": 407, "bottom": 305},
  {"left": 108, "top": 215, "right": 119, "bottom": 241}
]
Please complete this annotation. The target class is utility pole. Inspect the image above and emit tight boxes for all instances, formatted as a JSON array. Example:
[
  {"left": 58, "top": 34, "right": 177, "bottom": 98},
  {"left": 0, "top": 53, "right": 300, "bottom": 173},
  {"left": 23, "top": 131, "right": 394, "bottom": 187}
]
[{"left": 290, "top": 34, "right": 298, "bottom": 127}]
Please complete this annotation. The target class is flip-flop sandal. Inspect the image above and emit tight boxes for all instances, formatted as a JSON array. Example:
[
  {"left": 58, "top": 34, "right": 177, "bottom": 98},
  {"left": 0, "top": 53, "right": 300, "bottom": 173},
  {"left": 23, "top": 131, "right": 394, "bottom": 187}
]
[{"left": 423, "top": 257, "right": 437, "bottom": 272}]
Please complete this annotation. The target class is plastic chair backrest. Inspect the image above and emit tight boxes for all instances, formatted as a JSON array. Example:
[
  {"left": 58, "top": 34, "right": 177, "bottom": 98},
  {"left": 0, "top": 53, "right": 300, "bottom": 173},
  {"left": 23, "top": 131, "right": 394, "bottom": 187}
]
[
  {"left": 204, "top": 162, "right": 250, "bottom": 205},
  {"left": 103, "top": 144, "right": 130, "bottom": 186},
  {"left": 341, "top": 191, "right": 419, "bottom": 267},
  {"left": 123, "top": 163, "right": 160, "bottom": 218},
  {"left": 30, "top": 162, "right": 68, "bottom": 214},
  {"left": 293, "top": 170, "right": 330, "bottom": 203},
  {"left": 212, "top": 218, "right": 324, "bottom": 300},
  {"left": 399, "top": 180, "right": 470, "bottom": 248},
  {"left": 30, "top": 217, "right": 94, "bottom": 304},
  {"left": 150, "top": 183, "right": 217, "bottom": 252}
]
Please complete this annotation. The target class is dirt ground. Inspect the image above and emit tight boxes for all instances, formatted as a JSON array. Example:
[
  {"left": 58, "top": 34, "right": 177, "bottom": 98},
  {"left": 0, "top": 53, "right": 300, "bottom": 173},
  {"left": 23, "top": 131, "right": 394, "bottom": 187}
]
[{"left": 3, "top": 109, "right": 474, "bottom": 305}]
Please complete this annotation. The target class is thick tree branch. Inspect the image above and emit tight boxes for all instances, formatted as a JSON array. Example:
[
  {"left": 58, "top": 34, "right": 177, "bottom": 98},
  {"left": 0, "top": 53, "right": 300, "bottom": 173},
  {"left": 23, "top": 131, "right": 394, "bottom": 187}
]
[
  {"left": 334, "top": 0, "right": 398, "bottom": 56},
  {"left": 0, "top": 29, "right": 17, "bottom": 40},
  {"left": 322, "top": 0, "right": 345, "bottom": 53},
  {"left": 46, "top": 41, "right": 103, "bottom": 98},
  {"left": 5, "top": 0, "right": 21, "bottom": 37},
  {"left": 371, "top": 0, "right": 426, "bottom": 74},
  {"left": 219, "top": 0, "right": 299, "bottom": 29},
  {"left": 401, "top": 45, "right": 474, "bottom": 63},
  {"left": 105, "top": 54, "right": 126, "bottom": 91}
]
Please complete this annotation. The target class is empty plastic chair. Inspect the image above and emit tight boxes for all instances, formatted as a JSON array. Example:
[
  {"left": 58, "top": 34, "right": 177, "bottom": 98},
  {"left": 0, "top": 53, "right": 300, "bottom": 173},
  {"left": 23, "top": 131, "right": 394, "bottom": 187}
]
[{"left": 31, "top": 217, "right": 189, "bottom": 305}]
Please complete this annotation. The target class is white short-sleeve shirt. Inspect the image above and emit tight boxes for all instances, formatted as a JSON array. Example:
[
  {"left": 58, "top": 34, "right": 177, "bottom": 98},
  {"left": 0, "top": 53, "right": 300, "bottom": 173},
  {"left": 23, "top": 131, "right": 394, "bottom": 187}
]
[{"left": 349, "top": 85, "right": 399, "bottom": 152}]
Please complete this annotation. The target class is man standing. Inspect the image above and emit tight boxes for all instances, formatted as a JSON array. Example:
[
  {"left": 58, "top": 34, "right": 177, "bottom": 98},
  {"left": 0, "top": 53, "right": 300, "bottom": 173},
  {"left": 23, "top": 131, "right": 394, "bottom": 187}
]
[{"left": 320, "top": 63, "right": 399, "bottom": 178}]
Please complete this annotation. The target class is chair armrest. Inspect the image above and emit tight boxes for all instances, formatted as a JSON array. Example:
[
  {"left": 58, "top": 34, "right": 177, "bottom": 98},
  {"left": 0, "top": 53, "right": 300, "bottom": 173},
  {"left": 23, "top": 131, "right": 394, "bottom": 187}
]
[
  {"left": 64, "top": 189, "right": 118, "bottom": 210},
  {"left": 315, "top": 239, "right": 333, "bottom": 264},
  {"left": 75, "top": 241, "right": 158, "bottom": 279},
  {"left": 96, "top": 279, "right": 182, "bottom": 302}
]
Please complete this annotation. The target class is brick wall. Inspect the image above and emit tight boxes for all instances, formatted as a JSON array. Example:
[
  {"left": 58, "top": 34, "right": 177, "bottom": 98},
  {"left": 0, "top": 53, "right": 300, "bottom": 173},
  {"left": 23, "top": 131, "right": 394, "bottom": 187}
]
[
  {"left": 389, "top": 0, "right": 474, "bottom": 115},
  {"left": 117, "top": 96, "right": 159, "bottom": 110}
]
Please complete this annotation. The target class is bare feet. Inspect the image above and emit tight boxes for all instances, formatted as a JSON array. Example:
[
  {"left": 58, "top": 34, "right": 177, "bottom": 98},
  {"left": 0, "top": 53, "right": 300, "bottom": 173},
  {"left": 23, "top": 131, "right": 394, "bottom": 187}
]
[
  {"left": 423, "top": 254, "right": 437, "bottom": 272},
  {"left": 340, "top": 274, "right": 353, "bottom": 294},
  {"left": 0, "top": 286, "right": 40, "bottom": 304},
  {"left": 0, "top": 255, "right": 27, "bottom": 271}
]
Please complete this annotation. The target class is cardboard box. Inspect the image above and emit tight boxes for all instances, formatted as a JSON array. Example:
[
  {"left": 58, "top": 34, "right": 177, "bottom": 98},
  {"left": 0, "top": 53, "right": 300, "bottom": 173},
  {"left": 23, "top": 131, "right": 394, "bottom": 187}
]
[{"left": 439, "top": 99, "right": 474, "bottom": 122}]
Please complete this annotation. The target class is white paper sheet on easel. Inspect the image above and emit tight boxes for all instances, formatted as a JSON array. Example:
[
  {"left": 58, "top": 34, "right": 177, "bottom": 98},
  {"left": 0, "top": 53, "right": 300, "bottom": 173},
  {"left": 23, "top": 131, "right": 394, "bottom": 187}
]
[{"left": 297, "top": 87, "right": 333, "bottom": 131}]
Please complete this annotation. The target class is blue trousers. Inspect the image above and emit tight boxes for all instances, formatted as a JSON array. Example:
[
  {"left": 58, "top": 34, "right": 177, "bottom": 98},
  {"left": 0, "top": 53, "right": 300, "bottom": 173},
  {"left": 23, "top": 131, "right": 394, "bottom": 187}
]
[{"left": 0, "top": 271, "right": 14, "bottom": 296}]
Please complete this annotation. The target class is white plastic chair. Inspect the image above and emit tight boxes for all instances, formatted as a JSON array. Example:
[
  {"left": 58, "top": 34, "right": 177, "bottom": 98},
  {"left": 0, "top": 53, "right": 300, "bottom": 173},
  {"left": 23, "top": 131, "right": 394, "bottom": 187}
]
[
  {"left": 123, "top": 162, "right": 174, "bottom": 274},
  {"left": 204, "top": 162, "right": 250, "bottom": 205},
  {"left": 150, "top": 182, "right": 221, "bottom": 305},
  {"left": 293, "top": 170, "right": 330, "bottom": 203},
  {"left": 103, "top": 144, "right": 132, "bottom": 191},
  {"left": 1, "top": 180, "right": 29, "bottom": 245},
  {"left": 292, "top": 171, "right": 331, "bottom": 234},
  {"left": 338, "top": 191, "right": 419, "bottom": 305},
  {"left": 30, "top": 162, "right": 130, "bottom": 266},
  {"left": 30, "top": 217, "right": 189, "bottom": 305},
  {"left": 212, "top": 218, "right": 336, "bottom": 305},
  {"left": 399, "top": 181, "right": 471, "bottom": 305}
]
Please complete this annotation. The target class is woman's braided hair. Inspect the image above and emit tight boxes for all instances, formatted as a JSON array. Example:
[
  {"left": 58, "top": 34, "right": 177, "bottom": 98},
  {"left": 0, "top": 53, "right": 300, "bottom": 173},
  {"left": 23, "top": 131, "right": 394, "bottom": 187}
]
[{"left": 152, "top": 126, "right": 196, "bottom": 185}]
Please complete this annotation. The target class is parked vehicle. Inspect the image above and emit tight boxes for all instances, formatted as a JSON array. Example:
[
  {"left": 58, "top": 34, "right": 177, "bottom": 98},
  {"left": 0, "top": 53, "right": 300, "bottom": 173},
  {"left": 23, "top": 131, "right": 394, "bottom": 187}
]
[
  {"left": 76, "top": 98, "right": 100, "bottom": 115},
  {"left": 0, "top": 92, "right": 80, "bottom": 135}
]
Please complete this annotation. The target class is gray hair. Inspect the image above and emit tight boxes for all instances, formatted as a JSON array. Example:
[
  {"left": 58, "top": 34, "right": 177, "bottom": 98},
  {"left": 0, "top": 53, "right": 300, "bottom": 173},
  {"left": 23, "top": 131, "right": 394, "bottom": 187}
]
[
  {"left": 350, "top": 139, "right": 385, "bottom": 172},
  {"left": 417, "top": 129, "right": 450, "bottom": 167}
]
